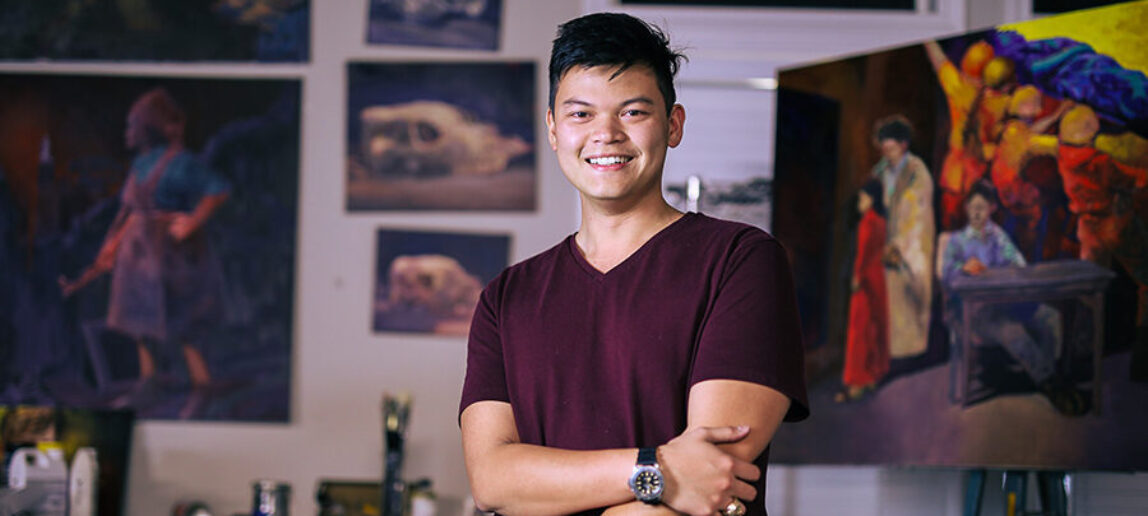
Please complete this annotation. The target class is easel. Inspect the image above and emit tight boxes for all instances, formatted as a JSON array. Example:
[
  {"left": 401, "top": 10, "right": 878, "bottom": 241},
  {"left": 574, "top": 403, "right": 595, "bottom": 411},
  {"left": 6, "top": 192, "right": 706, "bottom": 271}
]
[{"left": 964, "top": 469, "right": 1070, "bottom": 516}]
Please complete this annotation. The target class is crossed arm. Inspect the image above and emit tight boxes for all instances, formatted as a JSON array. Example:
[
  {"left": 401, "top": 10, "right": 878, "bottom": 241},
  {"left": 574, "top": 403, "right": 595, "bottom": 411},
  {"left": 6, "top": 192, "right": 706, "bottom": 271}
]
[{"left": 460, "top": 379, "right": 791, "bottom": 516}]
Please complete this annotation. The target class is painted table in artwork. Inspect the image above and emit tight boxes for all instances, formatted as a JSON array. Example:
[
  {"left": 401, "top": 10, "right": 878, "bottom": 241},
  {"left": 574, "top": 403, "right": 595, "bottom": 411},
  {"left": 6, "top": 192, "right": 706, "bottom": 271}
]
[{"left": 947, "top": 259, "right": 1115, "bottom": 413}]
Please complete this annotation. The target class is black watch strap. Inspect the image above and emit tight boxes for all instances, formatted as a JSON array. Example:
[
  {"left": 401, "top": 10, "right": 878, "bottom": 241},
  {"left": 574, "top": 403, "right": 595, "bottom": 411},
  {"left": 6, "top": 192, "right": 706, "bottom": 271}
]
[{"left": 637, "top": 447, "right": 657, "bottom": 466}]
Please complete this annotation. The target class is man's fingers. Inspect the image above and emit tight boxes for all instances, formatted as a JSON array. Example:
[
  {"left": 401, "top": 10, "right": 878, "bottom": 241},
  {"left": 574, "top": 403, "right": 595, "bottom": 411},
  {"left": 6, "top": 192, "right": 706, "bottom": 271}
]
[
  {"left": 695, "top": 425, "right": 750, "bottom": 444},
  {"left": 732, "top": 459, "right": 760, "bottom": 482},
  {"left": 731, "top": 479, "right": 758, "bottom": 505}
]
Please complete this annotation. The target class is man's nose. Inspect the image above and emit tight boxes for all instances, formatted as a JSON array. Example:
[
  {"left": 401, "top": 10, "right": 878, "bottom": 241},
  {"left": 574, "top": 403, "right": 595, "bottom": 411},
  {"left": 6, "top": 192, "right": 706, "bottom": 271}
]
[{"left": 591, "top": 115, "right": 625, "bottom": 144}]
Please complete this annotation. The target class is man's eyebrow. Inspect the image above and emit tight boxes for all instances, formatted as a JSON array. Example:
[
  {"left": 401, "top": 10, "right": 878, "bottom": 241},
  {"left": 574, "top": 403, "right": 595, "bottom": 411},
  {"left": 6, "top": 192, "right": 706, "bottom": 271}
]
[
  {"left": 620, "top": 96, "right": 656, "bottom": 107},
  {"left": 560, "top": 96, "right": 656, "bottom": 108}
]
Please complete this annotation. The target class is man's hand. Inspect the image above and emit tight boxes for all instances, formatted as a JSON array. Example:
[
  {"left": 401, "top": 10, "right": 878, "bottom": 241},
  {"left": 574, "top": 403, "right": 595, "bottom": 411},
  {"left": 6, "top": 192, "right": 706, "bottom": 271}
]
[
  {"left": 659, "top": 426, "right": 759, "bottom": 516},
  {"left": 961, "top": 257, "right": 987, "bottom": 275},
  {"left": 883, "top": 245, "right": 904, "bottom": 268}
]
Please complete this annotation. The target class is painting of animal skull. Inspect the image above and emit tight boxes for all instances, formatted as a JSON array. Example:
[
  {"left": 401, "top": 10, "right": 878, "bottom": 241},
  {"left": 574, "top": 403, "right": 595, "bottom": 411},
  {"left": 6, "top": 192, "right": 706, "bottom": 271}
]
[
  {"left": 360, "top": 100, "right": 530, "bottom": 178},
  {"left": 373, "top": 229, "right": 509, "bottom": 334}
]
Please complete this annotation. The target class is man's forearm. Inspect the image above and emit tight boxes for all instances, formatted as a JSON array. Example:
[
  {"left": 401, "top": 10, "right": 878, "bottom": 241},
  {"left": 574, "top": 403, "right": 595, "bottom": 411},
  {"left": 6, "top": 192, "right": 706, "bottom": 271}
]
[{"left": 465, "top": 441, "right": 638, "bottom": 515}]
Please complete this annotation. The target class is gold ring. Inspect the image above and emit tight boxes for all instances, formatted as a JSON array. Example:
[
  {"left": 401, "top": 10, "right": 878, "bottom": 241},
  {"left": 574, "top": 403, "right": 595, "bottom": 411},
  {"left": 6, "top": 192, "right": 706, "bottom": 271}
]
[{"left": 721, "top": 498, "right": 746, "bottom": 516}]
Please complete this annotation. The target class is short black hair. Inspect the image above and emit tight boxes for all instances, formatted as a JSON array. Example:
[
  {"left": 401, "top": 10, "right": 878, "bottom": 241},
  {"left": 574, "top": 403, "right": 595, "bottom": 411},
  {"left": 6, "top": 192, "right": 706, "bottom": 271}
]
[
  {"left": 965, "top": 179, "right": 1000, "bottom": 207},
  {"left": 873, "top": 114, "right": 914, "bottom": 145},
  {"left": 859, "top": 179, "right": 887, "bottom": 218},
  {"left": 549, "top": 12, "right": 686, "bottom": 115}
]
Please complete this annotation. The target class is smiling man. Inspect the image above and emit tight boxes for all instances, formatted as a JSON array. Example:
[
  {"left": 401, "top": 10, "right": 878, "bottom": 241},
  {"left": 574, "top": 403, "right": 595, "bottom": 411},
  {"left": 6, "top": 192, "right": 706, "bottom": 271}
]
[{"left": 459, "top": 12, "right": 808, "bottom": 516}]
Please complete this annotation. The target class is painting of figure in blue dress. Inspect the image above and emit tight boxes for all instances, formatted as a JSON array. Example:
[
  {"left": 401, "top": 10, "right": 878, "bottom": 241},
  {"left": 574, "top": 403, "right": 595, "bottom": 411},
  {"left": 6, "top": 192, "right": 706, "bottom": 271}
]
[
  {"left": 0, "top": 0, "right": 309, "bottom": 62},
  {"left": 347, "top": 61, "right": 536, "bottom": 211},
  {"left": 366, "top": 0, "right": 502, "bottom": 51},
  {"left": 373, "top": 229, "right": 510, "bottom": 335},
  {"left": 0, "top": 73, "right": 300, "bottom": 422}
]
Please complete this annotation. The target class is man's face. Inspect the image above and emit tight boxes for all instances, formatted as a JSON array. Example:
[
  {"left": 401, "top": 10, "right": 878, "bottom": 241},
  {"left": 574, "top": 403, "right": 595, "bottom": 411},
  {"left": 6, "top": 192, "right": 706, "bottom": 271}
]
[
  {"left": 546, "top": 64, "right": 683, "bottom": 210},
  {"left": 965, "top": 194, "right": 994, "bottom": 232},
  {"left": 878, "top": 138, "right": 907, "bottom": 164}
]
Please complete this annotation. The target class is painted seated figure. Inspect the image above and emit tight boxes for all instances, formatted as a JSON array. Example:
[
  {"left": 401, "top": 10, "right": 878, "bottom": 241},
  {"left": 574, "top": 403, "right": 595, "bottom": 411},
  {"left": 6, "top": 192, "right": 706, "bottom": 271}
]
[{"left": 941, "top": 180, "right": 1086, "bottom": 416}]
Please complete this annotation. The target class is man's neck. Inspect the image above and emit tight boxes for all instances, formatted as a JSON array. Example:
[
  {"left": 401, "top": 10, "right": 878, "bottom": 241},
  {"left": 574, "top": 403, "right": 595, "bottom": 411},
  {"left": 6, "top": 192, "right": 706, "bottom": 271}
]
[{"left": 574, "top": 197, "right": 683, "bottom": 273}]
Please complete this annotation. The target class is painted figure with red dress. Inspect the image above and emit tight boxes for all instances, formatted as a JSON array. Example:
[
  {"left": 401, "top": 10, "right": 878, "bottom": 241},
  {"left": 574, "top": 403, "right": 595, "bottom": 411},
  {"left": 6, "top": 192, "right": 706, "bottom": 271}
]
[{"left": 837, "top": 179, "right": 889, "bottom": 403}]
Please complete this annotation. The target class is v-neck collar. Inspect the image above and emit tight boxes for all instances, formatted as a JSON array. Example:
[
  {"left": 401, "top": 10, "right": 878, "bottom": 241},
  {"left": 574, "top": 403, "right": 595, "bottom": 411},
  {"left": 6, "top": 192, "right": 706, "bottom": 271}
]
[{"left": 566, "top": 212, "right": 697, "bottom": 280}]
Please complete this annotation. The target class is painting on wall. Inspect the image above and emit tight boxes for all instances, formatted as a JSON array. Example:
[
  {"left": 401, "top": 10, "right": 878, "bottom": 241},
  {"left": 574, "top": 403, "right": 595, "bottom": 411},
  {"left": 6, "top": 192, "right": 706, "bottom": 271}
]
[
  {"left": 346, "top": 61, "right": 536, "bottom": 211},
  {"left": 0, "top": 73, "right": 300, "bottom": 422},
  {"left": 769, "top": 1, "right": 1148, "bottom": 470},
  {"left": 366, "top": 0, "right": 502, "bottom": 51},
  {"left": 665, "top": 176, "right": 773, "bottom": 231},
  {"left": 0, "top": 0, "right": 309, "bottom": 62},
  {"left": 373, "top": 228, "right": 510, "bottom": 336},
  {"left": 0, "top": 405, "right": 134, "bottom": 516}
]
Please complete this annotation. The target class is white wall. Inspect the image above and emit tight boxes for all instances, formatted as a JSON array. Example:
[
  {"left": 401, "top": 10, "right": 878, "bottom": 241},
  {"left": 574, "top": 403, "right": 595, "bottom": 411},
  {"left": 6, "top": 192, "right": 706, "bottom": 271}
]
[
  {"left": 3, "top": 1, "right": 578, "bottom": 514},
  {"left": 4, "top": 0, "right": 1146, "bottom": 514}
]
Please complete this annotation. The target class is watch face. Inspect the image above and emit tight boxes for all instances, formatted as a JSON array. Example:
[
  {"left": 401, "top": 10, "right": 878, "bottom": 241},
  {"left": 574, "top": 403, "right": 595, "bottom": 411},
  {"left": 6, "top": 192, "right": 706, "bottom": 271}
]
[{"left": 630, "top": 467, "right": 664, "bottom": 500}]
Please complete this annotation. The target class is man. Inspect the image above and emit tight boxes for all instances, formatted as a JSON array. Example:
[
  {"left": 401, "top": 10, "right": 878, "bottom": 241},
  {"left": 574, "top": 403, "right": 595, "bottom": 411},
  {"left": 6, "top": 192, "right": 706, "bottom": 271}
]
[
  {"left": 870, "top": 115, "right": 935, "bottom": 359},
  {"left": 459, "top": 12, "right": 808, "bottom": 516}
]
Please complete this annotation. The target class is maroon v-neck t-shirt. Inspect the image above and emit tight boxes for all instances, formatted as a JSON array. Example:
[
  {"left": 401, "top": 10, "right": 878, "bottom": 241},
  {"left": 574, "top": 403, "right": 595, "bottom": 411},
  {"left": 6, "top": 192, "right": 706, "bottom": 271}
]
[{"left": 461, "top": 212, "right": 808, "bottom": 514}]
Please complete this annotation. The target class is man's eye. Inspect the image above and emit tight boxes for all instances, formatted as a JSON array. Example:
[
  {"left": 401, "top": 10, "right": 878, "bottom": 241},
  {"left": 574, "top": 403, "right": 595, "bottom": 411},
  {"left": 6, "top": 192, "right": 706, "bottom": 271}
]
[
  {"left": 623, "top": 109, "right": 648, "bottom": 117},
  {"left": 570, "top": 111, "right": 590, "bottom": 118}
]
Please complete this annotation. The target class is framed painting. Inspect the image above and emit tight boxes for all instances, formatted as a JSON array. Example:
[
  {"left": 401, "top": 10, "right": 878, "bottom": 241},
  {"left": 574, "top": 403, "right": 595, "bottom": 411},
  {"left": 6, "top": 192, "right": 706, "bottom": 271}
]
[{"left": 0, "top": 73, "right": 300, "bottom": 421}]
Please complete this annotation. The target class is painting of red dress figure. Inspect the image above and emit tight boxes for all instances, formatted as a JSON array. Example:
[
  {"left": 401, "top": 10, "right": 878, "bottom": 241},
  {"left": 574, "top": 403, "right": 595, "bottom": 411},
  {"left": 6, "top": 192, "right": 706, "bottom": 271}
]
[
  {"left": 373, "top": 229, "right": 510, "bottom": 335},
  {"left": 769, "top": 0, "right": 1148, "bottom": 470},
  {"left": 346, "top": 61, "right": 536, "bottom": 211},
  {"left": 0, "top": 0, "right": 309, "bottom": 62},
  {"left": 0, "top": 74, "right": 300, "bottom": 422}
]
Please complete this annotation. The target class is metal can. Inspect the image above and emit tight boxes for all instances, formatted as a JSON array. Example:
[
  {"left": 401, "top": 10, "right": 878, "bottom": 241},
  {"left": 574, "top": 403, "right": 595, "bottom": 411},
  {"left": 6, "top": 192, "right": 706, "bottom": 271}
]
[{"left": 251, "top": 480, "right": 290, "bottom": 516}]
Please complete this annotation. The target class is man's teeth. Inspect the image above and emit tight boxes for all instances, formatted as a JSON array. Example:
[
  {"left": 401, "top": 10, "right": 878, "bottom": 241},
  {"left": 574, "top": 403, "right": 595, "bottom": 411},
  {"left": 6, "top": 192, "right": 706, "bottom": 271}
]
[{"left": 588, "top": 156, "right": 631, "bottom": 165}]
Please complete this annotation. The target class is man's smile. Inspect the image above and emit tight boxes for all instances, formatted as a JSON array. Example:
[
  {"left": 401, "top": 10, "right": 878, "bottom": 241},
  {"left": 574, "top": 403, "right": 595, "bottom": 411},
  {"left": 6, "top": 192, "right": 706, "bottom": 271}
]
[{"left": 586, "top": 155, "right": 633, "bottom": 166}]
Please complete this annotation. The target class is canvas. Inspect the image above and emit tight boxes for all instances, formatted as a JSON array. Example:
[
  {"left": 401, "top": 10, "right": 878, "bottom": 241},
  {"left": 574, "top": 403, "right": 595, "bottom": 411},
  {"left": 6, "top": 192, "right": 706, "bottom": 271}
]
[
  {"left": 770, "top": 1, "right": 1148, "bottom": 470},
  {"left": 0, "top": 0, "right": 309, "bottom": 62},
  {"left": 373, "top": 228, "right": 510, "bottom": 335},
  {"left": 0, "top": 74, "right": 300, "bottom": 422},
  {"left": 366, "top": 0, "right": 502, "bottom": 51},
  {"left": 346, "top": 61, "right": 536, "bottom": 211}
]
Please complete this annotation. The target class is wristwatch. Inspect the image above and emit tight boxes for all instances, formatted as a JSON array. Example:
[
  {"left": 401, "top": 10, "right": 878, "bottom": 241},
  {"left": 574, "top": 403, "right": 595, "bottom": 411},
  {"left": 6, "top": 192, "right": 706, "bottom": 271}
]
[{"left": 628, "top": 447, "right": 664, "bottom": 504}]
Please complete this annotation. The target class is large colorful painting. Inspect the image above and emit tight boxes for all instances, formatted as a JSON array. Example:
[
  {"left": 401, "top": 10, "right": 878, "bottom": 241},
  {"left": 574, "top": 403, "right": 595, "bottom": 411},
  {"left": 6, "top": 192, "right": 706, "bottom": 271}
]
[
  {"left": 0, "top": 74, "right": 300, "bottom": 422},
  {"left": 346, "top": 61, "right": 536, "bottom": 211},
  {"left": 373, "top": 228, "right": 510, "bottom": 336},
  {"left": 0, "top": 0, "right": 309, "bottom": 62},
  {"left": 770, "top": 1, "right": 1148, "bottom": 469}
]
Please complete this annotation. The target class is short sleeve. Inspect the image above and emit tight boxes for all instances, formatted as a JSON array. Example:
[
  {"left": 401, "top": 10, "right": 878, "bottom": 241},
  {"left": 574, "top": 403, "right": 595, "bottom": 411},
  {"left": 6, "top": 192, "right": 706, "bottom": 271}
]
[
  {"left": 690, "top": 233, "right": 810, "bottom": 422},
  {"left": 180, "top": 153, "right": 231, "bottom": 198},
  {"left": 458, "top": 277, "right": 509, "bottom": 421}
]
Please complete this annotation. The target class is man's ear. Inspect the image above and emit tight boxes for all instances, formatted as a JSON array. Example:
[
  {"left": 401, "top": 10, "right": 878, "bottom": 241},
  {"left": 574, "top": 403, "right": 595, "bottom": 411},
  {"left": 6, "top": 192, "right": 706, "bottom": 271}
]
[
  {"left": 546, "top": 109, "right": 558, "bottom": 151},
  {"left": 668, "top": 104, "right": 685, "bottom": 148}
]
